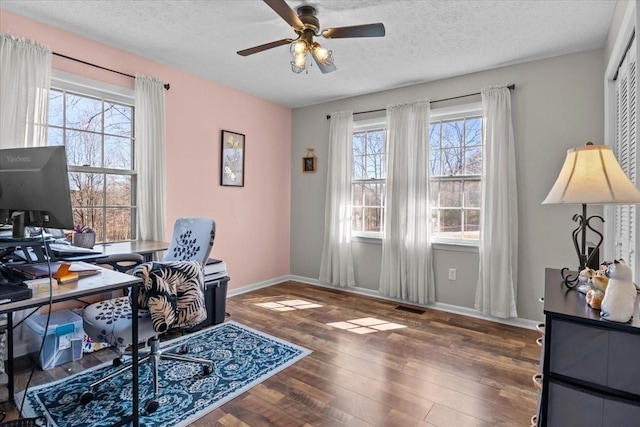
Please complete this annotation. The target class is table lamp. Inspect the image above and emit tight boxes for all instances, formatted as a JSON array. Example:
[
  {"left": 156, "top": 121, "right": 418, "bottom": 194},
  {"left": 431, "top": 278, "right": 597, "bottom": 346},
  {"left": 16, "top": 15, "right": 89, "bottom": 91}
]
[{"left": 542, "top": 142, "right": 640, "bottom": 288}]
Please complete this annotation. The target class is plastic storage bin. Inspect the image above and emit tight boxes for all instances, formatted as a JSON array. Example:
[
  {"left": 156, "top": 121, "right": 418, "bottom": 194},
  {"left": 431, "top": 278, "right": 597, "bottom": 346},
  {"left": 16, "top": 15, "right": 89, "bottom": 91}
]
[
  {"left": 188, "top": 275, "right": 229, "bottom": 332},
  {"left": 24, "top": 309, "right": 84, "bottom": 370}
]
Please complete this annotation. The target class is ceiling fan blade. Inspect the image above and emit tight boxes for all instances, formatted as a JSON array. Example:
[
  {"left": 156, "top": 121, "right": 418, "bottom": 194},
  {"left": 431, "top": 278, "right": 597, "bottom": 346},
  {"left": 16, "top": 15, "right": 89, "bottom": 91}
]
[
  {"left": 322, "top": 23, "right": 386, "bottom": 39},
  {"left": 263, "top": 0, "right": 304, "bottom": 29},
  {"left": 310, "top": 50, "right": 337, "bottom": 74},
  {"left": 237, "top": 38, "right": 294, "bottom": 56}
]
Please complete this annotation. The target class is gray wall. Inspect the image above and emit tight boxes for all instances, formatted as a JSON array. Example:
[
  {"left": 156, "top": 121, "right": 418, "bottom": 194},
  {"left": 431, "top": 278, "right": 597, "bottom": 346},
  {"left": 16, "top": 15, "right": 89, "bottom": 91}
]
[{"left": 290, "top": 49, "right": 605, "bottom": 322}]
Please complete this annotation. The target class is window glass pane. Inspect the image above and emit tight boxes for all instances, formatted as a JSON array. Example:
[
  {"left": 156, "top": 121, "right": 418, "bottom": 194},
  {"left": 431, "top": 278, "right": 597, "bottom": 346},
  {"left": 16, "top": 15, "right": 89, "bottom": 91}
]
[
  {"left": 430, "top": 181, "right": 439, "bottom": 207},
  {"left": 353, "top": 132, "right": 366, "bottom": 155},
  {"left": 363, "top": 207, "right": 382, "bottom": 232},
  {"left": 47, "top": 127, "right": 64, "bottom": 146},
  {"left": 464, "top": 180, "right": 481, "bottom": 208},
  {"left": 441, "top": 181, "right": 462, "bottom": 207},
  {"left": 73, "top": 208, "right": 104, "bottom": 242},
  {"left": 353, "top": 155, "right": 366, "bottom": 180},
  {"left": 442, "top": 120, "right": 463, "bottom": 148},
  {"left": 352, "top": 207, "right": 363, "bottom": 232},
  {"left": 465, "top": 117, "right": 482, "bottom": 146},
  {"left": 431, "top": 210, "right": 440, "bottom": 234},
  {"left": 352, "top": 183, "right": 364, "bottom": 206},
  {"left": 106, "top": 208, "right": 132, "bottom": 241},
  {"left": 104, "top": 102, "right": 132, "bottom": 137},
  {"left": 367, "top": 130, "right": 385, "bottom": 154},
  {"left": 465, "top": 146, "right": 482, "bottom": 175},
  {"left": 49, "top": 90, "right": 63, "bottom": 127},
  {"left": 104, "top": 135, "right": 132, "bottom": 169},
  {"left": 366, "top": 154, "right": 385, "bottom": 179},
  {"left": 464, "top": 209, "right": 480, "bottom": 240},
  {"left": 442, "top": 147, "right": 464, "bottom": 175},
  {"left": 66, "top": 130, "right": 102, "bottom": 167},
  {"left": 429, "top": 123, "right": 441, "bottom": 150},
  {"left": 364, "top": 183, "right": 383, "bottom": 206},
  {"left": 106, "top": 175, "right": 131, "bottom": 206},
  {"left": 69, "top": 172, "right": 104, "bottom": 207},
  {"left": 429, "top": 148, "right": 441, "bottom": 175},
  {"left": 65, "top": 93, "right": 102, "bottom": 132},
  {"left": 440, "top": 209, "right": 462, "bottom": 238}
]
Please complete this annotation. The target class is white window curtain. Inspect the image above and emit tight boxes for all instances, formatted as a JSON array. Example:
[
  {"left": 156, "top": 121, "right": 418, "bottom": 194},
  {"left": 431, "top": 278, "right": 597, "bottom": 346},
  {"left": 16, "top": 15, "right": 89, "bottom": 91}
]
[
  {"left": 319, "top": 111, "right": 356, "bottom": 287},
  {"left": 379, "top": 100, "right": 434, "bottom": 304},
  {"left": 474, "top": 85, "right": 518, "bottom": 318},
  {"left": 135, "top": 74, "right": 166, "bottom": 241},
  {"left": 0, "top": 32, "right": 51, "bottom": 149}
]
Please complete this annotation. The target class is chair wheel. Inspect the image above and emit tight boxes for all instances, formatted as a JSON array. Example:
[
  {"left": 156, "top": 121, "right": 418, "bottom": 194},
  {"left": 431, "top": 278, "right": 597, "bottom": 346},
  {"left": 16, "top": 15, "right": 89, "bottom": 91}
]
[
  {"left": 203, "top": 364, "right": 213, "bottom": 375},
  {"left": 79, "top": 391, "right": 94, "bottom": 405},
  {"left": 113, "top": 357, "right": 124, "bottom": 367},
  {"left": 145, "top": 399, "right": 159, "bottom": 414}
]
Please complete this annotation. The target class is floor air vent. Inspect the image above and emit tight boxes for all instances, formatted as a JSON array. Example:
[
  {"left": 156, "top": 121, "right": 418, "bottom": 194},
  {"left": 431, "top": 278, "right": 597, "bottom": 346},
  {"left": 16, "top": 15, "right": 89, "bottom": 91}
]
[{"left": 395, "top": 305, "right": 425, "bottom": 315}]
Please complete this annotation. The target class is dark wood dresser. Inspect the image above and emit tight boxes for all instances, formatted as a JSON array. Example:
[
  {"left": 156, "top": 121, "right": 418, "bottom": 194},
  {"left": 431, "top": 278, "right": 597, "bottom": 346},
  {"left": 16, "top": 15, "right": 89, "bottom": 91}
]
[{"left": 538, "top": 268, "right": 640, "bottom": 426}]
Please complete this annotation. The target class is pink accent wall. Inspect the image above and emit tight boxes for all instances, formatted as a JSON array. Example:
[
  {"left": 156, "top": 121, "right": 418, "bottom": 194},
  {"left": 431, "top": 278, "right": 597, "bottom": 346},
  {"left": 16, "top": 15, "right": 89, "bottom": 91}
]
[{"left": 1, "top": 10, "right": 292, "bottom": 290}]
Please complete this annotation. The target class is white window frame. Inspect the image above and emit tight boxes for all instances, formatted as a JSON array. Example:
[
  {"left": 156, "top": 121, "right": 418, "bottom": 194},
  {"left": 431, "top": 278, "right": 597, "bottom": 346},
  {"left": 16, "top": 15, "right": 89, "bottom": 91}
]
[
  {"left": 352, "top": 117, "right": 387, "bottom": 239},
  {"left": 49, "top": 71, "right": 137, "bottom": 242},
  {"left": 429, "top": 102, "right": 482, "bottom": 247},
  {"left": 350, "top": 102, "right": 483, "bottom": 248}
]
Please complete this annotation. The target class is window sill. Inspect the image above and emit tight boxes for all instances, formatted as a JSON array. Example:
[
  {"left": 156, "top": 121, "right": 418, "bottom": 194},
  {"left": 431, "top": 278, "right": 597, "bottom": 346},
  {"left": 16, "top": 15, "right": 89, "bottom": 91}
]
[
  {"left": 432, "top": 242, "right": 479, "bottom": 253},
  {"left": 352, "top": 235, "right": 479, "bottom": 253}
]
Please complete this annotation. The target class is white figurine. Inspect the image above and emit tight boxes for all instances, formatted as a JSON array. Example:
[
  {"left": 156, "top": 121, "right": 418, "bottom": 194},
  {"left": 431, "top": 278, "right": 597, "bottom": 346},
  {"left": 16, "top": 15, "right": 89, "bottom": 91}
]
[{"left": 600, "top": 259, "right": 637, "bottom": 323}]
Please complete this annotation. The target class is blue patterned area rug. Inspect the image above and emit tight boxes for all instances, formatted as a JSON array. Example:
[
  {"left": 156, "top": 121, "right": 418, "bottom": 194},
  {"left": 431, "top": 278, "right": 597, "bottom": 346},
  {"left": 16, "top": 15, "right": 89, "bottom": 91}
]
[{"left": 17, "top": 321, "right": 311, "bottom": 427}]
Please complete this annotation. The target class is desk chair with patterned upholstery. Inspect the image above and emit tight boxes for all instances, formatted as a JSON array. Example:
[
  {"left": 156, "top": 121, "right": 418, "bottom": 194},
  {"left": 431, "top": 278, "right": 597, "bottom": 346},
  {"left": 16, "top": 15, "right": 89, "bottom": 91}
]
[{"left": 81, "top": 218, "right": 216, "bottom": 413}]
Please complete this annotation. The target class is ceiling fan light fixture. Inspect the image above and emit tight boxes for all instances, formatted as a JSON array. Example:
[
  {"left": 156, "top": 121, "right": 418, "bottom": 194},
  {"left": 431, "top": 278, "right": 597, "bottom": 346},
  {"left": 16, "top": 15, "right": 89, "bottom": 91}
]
[
  {"left": 291, "top": 39, "right": 308, "bottom": 55},
  {"left": 290, "top": 40, "right": 308, "bottom": 73},
  {"left": 310, "top": 42, "right": 333, "bottom": 66}
]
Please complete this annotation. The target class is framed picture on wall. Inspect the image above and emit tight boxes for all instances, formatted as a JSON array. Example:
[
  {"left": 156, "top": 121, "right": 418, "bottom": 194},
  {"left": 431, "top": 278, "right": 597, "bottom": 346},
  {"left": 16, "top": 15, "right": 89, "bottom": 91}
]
[
  {"left": 302, "top": 156, "right": 316, "bottom": 172},
  {"left": 220, "top": 130, "right": 245, "bottom": 187}
]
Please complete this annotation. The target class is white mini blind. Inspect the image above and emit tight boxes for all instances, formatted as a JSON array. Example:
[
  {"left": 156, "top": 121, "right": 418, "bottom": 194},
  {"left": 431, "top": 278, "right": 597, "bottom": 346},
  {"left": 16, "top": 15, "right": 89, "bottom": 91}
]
[{"left": 614, "top": 36, "right": 638, "bottom": 273}]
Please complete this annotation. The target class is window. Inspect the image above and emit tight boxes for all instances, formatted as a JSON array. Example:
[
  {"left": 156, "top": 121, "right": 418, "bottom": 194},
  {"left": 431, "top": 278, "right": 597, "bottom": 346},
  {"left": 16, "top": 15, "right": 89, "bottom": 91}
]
[
  {"left": 350, "top": 104, "right": 483, "bottom": 244},
  {"left": 429, "top": 107, "right": 482, "bottom": 242},
  {"left": 47, "top": 74, "right": 136, "bottom": 243},
  {"left": 351, "top": 123, "right": 386, "bottom": 235}
]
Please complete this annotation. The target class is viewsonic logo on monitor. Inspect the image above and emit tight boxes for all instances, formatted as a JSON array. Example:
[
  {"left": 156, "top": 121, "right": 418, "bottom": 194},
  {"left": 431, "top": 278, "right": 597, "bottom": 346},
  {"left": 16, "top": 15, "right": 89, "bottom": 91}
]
[{"left": 5, "top": 155, "right": 30, "bottom": 163}]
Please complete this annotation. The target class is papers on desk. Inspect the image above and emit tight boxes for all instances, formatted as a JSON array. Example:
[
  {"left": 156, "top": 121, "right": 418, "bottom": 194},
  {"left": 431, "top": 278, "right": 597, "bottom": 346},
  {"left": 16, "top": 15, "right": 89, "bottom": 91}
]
[
  {"left": 11, "top": 261, "right": 101, "bottom": 280},
  {"left": 49, "top": 243, "right": 103, "bottom": 255}
]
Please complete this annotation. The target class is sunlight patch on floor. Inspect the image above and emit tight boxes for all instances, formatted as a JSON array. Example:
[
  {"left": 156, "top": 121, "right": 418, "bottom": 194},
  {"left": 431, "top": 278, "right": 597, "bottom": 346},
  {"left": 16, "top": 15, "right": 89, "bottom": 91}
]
[
  {"left": 254, "top": 299, "right": 323, "bottom": 311},
  {"left": 327, "top": 317, "right": 406, "bottom": 334}
]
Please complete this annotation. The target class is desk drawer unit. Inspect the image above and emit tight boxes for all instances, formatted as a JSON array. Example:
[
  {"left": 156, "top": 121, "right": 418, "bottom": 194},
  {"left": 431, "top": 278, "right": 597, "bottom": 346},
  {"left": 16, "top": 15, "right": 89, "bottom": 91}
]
[
  {"left": 540, "top": 268, "right": 640, "bottom": 427},
  {"left": 550, "top": 319, "right": 640, "bottom": 396}
]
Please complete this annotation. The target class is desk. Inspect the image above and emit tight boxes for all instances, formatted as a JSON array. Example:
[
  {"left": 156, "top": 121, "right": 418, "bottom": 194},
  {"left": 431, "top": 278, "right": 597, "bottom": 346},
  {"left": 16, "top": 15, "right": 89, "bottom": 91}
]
[
  {"left": 0, "top": 267, "right": 143, "bottom": 427},
  {"left": 93, "top": 240, "right": 168, "bottom": 262}
]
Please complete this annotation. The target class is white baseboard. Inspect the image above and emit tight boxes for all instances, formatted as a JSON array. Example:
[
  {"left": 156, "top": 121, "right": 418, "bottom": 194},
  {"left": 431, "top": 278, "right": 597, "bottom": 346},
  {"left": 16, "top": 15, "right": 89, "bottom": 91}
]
[{"left": 231, "top": 274, "right": 539, "bottom": 331}]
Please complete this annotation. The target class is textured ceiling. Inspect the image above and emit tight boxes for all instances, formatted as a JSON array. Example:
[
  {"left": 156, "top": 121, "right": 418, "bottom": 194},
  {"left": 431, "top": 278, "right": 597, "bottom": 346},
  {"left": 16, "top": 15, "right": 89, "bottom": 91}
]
[{"left": 0, "top": 0, "right": 617, "bottom": 108}]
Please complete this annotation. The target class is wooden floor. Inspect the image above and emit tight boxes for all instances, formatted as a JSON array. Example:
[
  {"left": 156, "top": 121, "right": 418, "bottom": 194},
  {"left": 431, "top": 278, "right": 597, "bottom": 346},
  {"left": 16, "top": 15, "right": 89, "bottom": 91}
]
[{"left": 0, "top": 281, "right": 541, "bottom": 426}]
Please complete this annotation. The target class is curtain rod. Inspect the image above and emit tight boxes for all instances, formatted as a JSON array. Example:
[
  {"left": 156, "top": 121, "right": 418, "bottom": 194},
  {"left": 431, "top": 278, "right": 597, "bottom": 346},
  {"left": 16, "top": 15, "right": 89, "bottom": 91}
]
[
  {"left": 326, "top": 83, "right": 515, "bottom": 120},
  {"left": 53, "top": 52, "right": 170, "bottom": 90}
]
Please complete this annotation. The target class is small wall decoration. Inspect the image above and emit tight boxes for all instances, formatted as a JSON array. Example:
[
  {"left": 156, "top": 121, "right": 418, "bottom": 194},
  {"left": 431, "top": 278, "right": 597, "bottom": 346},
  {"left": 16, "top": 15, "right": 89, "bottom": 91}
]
[
  {"left": 220, "top": 130, "right": 245, "bottom": 187},
  {"left": 302, "top": 148, "right": 317, "bottom": 173}
]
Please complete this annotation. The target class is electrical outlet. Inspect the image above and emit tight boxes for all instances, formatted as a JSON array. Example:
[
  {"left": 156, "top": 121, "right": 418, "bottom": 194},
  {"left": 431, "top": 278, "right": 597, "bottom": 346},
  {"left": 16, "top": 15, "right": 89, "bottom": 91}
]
[{"left": 448, "top": 268, "right": 457, "bottom": 281}]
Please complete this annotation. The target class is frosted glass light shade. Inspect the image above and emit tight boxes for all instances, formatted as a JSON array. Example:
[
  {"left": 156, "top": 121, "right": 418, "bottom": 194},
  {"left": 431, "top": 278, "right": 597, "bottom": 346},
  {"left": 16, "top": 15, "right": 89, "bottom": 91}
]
[{"left": 543, "top": 143, "right": 640, "bottom": 205}]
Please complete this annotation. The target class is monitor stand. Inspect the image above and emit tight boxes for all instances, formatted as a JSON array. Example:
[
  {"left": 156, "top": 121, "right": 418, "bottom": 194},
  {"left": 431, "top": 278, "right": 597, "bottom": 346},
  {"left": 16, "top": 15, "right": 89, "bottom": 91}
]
[{"left": 11, "top": 211, "right": 25, "bottom": 239}]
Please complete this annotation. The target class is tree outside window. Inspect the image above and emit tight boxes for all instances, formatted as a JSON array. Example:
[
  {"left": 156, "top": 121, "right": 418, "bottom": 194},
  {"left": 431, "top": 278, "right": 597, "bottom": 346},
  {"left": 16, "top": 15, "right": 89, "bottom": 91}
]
[{"left": 47, "top": 88, "right": 136, "bottom": 243}]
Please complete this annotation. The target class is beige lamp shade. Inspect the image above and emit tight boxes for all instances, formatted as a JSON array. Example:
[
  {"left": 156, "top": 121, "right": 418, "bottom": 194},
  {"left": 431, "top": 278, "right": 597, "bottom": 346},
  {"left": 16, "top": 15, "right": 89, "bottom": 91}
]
[{"left": 542, "top": 143, "right": 640, "bottom": 205}]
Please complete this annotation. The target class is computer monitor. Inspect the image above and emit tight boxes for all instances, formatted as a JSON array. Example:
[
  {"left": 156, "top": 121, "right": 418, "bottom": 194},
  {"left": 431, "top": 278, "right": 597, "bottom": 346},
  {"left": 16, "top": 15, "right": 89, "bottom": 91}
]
[{"left": 0, "top": 146, "right": 74, "bottom": 238}]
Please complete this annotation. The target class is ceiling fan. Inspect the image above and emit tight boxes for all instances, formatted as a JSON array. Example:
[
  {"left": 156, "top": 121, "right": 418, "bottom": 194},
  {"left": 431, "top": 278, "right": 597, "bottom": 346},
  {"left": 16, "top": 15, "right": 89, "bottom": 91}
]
[{"left": 237, "top": 0, "right": 385, "bottom": 74}]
